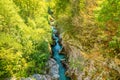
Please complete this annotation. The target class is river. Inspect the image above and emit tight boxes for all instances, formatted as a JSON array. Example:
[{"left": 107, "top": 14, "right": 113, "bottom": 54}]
[{"left": 51, "top": 26, "right": 70, "bottom": 80}]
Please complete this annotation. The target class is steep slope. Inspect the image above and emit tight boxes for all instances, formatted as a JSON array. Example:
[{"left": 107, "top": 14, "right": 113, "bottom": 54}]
[
  {"left": 0, "top": 0, "right": 51, "bottom": 78},
  {"left": 50, "top": 0, "right": 120, "bottom": 80}
]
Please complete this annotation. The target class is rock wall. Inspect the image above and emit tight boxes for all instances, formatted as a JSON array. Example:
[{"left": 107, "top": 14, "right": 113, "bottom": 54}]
[{"left": 62, "top": 40, "right": 120, "bottom": 80}]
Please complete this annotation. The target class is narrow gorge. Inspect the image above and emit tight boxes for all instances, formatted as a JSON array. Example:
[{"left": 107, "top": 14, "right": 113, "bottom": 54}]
[
  {"left": 51, "top": 25, "right": 70, "bottom": 80},
  {"left": 0, "top": 0, "right": 120, "bottom": 80}
]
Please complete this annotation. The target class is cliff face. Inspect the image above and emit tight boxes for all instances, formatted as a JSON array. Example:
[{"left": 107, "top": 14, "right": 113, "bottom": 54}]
[{"left": 62, "top": 40, "right": 120, "bottom": 80}]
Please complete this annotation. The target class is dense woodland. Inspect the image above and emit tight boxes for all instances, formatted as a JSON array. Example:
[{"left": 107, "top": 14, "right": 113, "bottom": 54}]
[
  {"left": 0, "top": 0, "right": 51, "bottom": 78},
  {"left": 51, "top": 0, "right": 120, "bottom": 79},
  {"left": 0, "top": 0, "right": 120, "bottom": 80}
]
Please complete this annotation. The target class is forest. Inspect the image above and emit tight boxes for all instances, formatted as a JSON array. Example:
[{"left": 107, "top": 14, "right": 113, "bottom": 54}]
[{"left": 0, "top": 0, "right": 120, "bottom": 80}]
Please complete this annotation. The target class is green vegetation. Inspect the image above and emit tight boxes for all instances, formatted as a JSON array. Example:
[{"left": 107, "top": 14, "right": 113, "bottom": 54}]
[
  {"left": 0, "top": 0, "right": 120, "bottom": 79},
  {"left": 49, "top": 0, "right": 120, "bottom": 79},
  {"left": 97, "top": 0, "right": 120, "bottom": 57},
  {"left": 0, "top": 0, "right": 51, "bottom": 78}
]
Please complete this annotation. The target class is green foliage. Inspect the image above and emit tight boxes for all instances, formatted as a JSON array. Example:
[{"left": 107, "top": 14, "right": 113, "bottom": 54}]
[
  {"left": 54, "top": 0, "right": 70, "bottom": 15},
  {"left": 97, "top": 0, "right": 120, "bottom": 57},
  {"left": 0, "top": 0, "right": 51, "bottom": 78},
  {"left": 98, "top": 0, "right": 120, "bottom": 22},
  {"left": 51, "top": 0, "right": 120, "bottom": 79}
]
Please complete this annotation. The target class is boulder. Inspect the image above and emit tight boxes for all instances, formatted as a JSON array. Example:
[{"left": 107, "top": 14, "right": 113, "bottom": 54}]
[{"left": 48, "top": 58, "right": 59, "bottom": 80}]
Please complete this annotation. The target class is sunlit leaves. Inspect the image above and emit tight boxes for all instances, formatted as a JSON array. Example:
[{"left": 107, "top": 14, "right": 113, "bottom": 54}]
[
  {"left": 0, "top": 0, "right": 51, "bottom": 78},
  {"left": 97, "top": 0, "right": 120, "bottom": 57},
  {"left": 98, "top": 0, "right": 120, "bottom": 22}
]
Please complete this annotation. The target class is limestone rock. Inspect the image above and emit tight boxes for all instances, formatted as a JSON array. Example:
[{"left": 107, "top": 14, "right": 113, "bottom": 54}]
[{"left": 48, "top": 58, "right": 59, "bottom": 80}]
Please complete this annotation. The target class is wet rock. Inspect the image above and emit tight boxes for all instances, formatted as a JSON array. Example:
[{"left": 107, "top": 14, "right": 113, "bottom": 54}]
[
  {"left": 48, "top": 58, "right": 59, "bottom": 80},
  {"left": 61, "top": 60, "right": 69, "bottom": 69},
  {"left": 58, "top": 38, "right": 62, "bottom": 46},
  {"left": 59, "top": 47, "right": 66, "bottom": 55}
]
